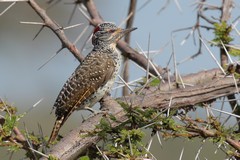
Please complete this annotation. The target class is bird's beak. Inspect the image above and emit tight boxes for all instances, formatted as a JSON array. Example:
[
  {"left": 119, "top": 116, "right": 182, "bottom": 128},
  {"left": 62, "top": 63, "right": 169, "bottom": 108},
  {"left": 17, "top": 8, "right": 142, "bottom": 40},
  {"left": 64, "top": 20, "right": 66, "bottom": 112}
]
[
  {"left": 121, "top": 27, "right": 137, "bottom": 35},
  {"left": 116, "top": 27, "right": 137, "bottom": 40}
]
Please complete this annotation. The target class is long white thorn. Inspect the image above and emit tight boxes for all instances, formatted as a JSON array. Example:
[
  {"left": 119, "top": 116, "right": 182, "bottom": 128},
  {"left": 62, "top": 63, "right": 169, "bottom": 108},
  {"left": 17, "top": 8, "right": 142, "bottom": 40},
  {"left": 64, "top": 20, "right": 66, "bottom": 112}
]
[
  {"left": 118, "top": 75, "right": 134, "bottom": 92},
  {"left": 136, "top": 42, "right": 165, "bottom": 83},
  {"left": 63, "top": 23, "right": 84, "bottom": 30},
  {"left": 146, "top": 136, "right": 153, "bottom": 152},
  {"left": 128, "top": 133, "right": 133, "bottom": 156},
  {"left": 220, "top": 40, "right": 233, "bottom": 63},
  {"left": 179, "top": 147, "right": 184, "bottom": 160},
  {"left": 211, "top": 107, "right": 240, "bottom": 119},
  {"left": 200, "top": 37, "right": 226, "bottom": 75},
  {"left": 78, "top": 5, "right": 91, "bottom": 22},
  {"left": 96, "top": 145, "right": 109, "bottom": 160},
  {"left": 118, "top": 12, "right": 133, "bottom": 28},
  {"left": 20, "top": 21, "right": 45, "bottom": 25},
  {"left": 195, "top": 144, "right": 203, "bottom": 160},
  {"left": 33, "top": 98, "right": 44, "bottom": 108},
  {"left": 0, "top": 1, "right": 16, "bottom": 16},
  {"left": 232, "top": 22, "right": 240, "bottom": 37},
  {"left": 74, "top": 25, "right": 89, "bottom": 45},
  {"left": 156, "top": 131, "right": 162, "bottom": 146},
  {"left": 174, "top": 0, "right": 182, "bottom": 12}
]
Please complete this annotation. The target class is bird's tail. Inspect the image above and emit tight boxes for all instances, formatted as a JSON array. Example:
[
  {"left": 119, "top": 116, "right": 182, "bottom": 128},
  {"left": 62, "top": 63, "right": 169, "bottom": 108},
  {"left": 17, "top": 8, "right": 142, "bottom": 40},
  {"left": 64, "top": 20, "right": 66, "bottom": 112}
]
[{"left": 48, "top": 116, "right": 64, "bottom": 145}]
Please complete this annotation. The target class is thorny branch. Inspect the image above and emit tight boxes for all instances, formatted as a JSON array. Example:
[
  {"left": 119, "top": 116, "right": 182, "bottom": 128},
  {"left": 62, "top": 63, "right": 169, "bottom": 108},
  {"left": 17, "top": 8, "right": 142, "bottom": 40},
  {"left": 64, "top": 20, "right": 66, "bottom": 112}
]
[
  {"left": 0, "top": 99, "right": 40, "bottom": 159},
  {"left": 30, "top": 0, "right": 166, "bottom": 77},
  {"left": 1, "top": 0, "right": 240, "bottom": 159},
  {"left": 40, "top": 68, "right": 240, "bottom": 159},
  {"left": 217, "top": 0, "right": 240, "bottom": 136},
  {"left": 28, "top": 0, "right": 84, "bottom": 63}
]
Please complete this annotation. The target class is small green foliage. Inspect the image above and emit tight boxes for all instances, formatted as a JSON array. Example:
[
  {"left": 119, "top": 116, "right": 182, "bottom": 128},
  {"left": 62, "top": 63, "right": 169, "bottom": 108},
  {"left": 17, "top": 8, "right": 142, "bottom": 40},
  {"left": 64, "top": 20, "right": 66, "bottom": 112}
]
[
  {"left": 2, "top": 114, "right": 17, "bottom": 136},
  {"left": 27, "top": 133, "right": 41, "bottom": 146},
  {"left": 137, "top": 77, "right": 147, "bottom": 86},
  {"left": 125, "top": 106, "right": 157, "bottom": 127},
  {"left": 109, "top": 114, "right": 117, "bottom": 121},
  {"left": 117, "top": 101, "right": 130, "bottom": 111},
  {"left": 7, "top": 144, "right": 21, "bottom": 152},
  {"left": 108, "top": 129, "right": 145, "bottom": 158},
  {"left": 229, "top": 48, "right": 240, "bottom": 57},
  {"left": 79, "top": 155, "right": 90, "bottom": 160},
  {"left": 94, "top": 100, "right": 240, "bottom": 159},
  {"left": 162, "top": 116, "right": 177, "bottom": 131},
  {"left": 48, "top": 154, "right": 59, "bottom": 160},
  {"left": 94, "top": 103, "right": 158, "bottom": 158},
  {"left": 95, "top": 117, "right": 112, "bottom": 139},
  {"left": 137, "top": 77, "right": 161, "bottom": 87},
  {"left": 212, "top": 22, "right": 233, "bottom": 45},
  {"left": 0, "top": 101, "right": 17, "bottom": 114},
  {"left": 0, "top": 101, "right": 21, "bottom": 141},
  {"left": 0, "top": 102, "right": 44, "bottom": 159},
  {"left": 149, "top": 78, "right": 161, "bottom": 87},
  {"left": 116, "top": 129, "right": 144, "bottom": 145}
]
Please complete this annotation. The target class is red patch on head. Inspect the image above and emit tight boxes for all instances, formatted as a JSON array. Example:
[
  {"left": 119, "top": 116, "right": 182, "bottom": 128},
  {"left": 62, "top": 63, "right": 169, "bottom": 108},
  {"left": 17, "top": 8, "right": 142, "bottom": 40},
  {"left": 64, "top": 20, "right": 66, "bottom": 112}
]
[{"left": 93, "top": 26, "right": 100, "bottom": 34}]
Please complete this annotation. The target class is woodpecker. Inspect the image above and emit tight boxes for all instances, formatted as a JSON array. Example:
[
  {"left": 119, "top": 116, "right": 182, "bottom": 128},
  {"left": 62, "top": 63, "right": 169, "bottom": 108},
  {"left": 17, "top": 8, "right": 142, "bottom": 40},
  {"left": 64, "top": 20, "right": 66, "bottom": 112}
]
[{"left": 48, "top": 22, "right": 137, "bottom": 144}]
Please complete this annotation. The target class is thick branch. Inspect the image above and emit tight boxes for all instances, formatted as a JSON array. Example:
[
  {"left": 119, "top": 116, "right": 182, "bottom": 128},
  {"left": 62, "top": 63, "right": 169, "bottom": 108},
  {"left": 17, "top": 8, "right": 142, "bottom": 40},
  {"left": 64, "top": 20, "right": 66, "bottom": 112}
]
[
  {"left": 123, "top": 75, "right": 238, "bottom": 110},
  {"left": 122, "top": 0, "right": 137, "bottom": 96},
  {"left": 219, "top": 0, "right": 233, "bottom": 67},
  {"left": 42, "top": 68, "right": 240, "bottom": 159}
]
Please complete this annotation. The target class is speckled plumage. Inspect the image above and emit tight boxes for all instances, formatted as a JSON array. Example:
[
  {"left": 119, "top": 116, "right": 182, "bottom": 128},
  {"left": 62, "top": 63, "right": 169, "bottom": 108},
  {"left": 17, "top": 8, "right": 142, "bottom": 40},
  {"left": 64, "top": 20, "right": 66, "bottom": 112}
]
[{"left": 48, "top": 22, "right": 136, "bottom": 144}]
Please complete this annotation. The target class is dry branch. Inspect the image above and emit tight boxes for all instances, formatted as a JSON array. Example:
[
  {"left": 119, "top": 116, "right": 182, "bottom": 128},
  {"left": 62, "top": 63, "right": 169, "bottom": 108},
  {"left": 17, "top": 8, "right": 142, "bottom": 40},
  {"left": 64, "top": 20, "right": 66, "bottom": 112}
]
[
  {"left": 41, "top": 68, "right": 240, "bottom": 159},
  {"left": 122, "top": 0, "right": 136, "bottom": 96}
]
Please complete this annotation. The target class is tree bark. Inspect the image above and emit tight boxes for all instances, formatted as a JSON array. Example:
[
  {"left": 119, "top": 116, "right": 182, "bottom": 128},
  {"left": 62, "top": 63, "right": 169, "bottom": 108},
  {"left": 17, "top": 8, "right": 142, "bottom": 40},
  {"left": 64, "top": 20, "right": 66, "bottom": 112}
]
[{"left": 41, "top": 68, "right": 240, "bottom": 159}]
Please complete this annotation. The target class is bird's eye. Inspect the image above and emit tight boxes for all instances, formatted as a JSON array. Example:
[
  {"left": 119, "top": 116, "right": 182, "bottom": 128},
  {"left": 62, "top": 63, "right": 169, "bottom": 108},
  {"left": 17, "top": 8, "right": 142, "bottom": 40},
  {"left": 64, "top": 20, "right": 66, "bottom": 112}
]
[{"left": 109, "top": 29, "right": 116, "bottom": 33}]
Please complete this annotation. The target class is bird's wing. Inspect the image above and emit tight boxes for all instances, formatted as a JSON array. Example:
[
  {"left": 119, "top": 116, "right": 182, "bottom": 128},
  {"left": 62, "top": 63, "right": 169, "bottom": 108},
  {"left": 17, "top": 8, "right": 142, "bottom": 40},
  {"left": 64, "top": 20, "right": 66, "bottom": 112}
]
[
  {"left": 48, "top": 52, "right": 116, "bottom": 144},
  {"left": 54, "top": 52, "right": 116, "bottom": 116}
]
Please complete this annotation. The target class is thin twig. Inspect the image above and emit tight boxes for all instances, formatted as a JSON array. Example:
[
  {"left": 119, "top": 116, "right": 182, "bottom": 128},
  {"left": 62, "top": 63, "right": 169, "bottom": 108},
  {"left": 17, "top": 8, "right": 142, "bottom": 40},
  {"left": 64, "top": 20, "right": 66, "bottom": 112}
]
[{"left": 171, "top": 34, "right": 178, "bottom": 82}]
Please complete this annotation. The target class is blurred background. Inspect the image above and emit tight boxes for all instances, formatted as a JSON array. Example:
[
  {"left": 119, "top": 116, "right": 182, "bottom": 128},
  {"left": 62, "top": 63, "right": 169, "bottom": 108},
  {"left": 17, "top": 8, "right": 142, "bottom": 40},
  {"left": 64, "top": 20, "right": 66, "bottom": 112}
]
[{"left": 0, "top": 0, "right": 239, "bottom": 159}]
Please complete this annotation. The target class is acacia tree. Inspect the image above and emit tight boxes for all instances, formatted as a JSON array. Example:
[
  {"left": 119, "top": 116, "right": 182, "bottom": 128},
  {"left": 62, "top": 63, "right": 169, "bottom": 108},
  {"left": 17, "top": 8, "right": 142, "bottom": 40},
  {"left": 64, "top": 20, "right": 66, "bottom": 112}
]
[{"left": 1, "top": 0, "right": 240, "bottom": 159}]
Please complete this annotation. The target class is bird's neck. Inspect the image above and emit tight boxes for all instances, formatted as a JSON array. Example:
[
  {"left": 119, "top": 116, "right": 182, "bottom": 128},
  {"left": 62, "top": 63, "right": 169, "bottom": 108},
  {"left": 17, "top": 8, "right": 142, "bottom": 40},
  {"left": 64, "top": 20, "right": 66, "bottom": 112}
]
[
  {"left": 93, "top": 42, "right": 117, "bottom": 54},
  {"left": 92, "top": 42, "right": 121, "bottom": 63}
]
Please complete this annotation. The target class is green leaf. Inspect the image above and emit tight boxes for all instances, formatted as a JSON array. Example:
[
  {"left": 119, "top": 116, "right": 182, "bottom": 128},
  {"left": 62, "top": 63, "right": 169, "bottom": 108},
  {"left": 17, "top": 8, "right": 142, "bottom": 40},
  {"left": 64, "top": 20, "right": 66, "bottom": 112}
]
[
  {"left": 212, "top": 22, "right": 233, "bottom": 45},
  {"left": 229, "top": 48, "right": 240, "bottom": 57},
  {"left": 79, "top": 156, "right": 90, "bottom": 160},
  {"left": 7, "top": 144, "right": 20, "bottom": 152},
  {"left": 48, "top": 155, "right": 59, "bottom": 160},
  {"left": 3, "top": 115, "right": 17, "bottom": 136},
  {"left": 149, "top": 78, "right": 161, "bottom": 87}
]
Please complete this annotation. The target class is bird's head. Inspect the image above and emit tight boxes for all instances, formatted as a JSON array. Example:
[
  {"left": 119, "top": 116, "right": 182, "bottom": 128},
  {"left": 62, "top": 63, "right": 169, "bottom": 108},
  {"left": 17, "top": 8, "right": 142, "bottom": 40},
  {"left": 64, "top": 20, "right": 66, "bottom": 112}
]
[{"left": 92, "top": 22, "right": 137, "bottom": 49}]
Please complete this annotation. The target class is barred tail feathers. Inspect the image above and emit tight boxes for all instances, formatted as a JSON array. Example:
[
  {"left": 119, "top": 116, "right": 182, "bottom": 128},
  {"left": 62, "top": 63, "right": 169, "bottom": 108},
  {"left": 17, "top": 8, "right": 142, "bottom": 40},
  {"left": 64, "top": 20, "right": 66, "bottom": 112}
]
[{"left": 48, "top": 116, "right": 64, "bottom": 144}]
